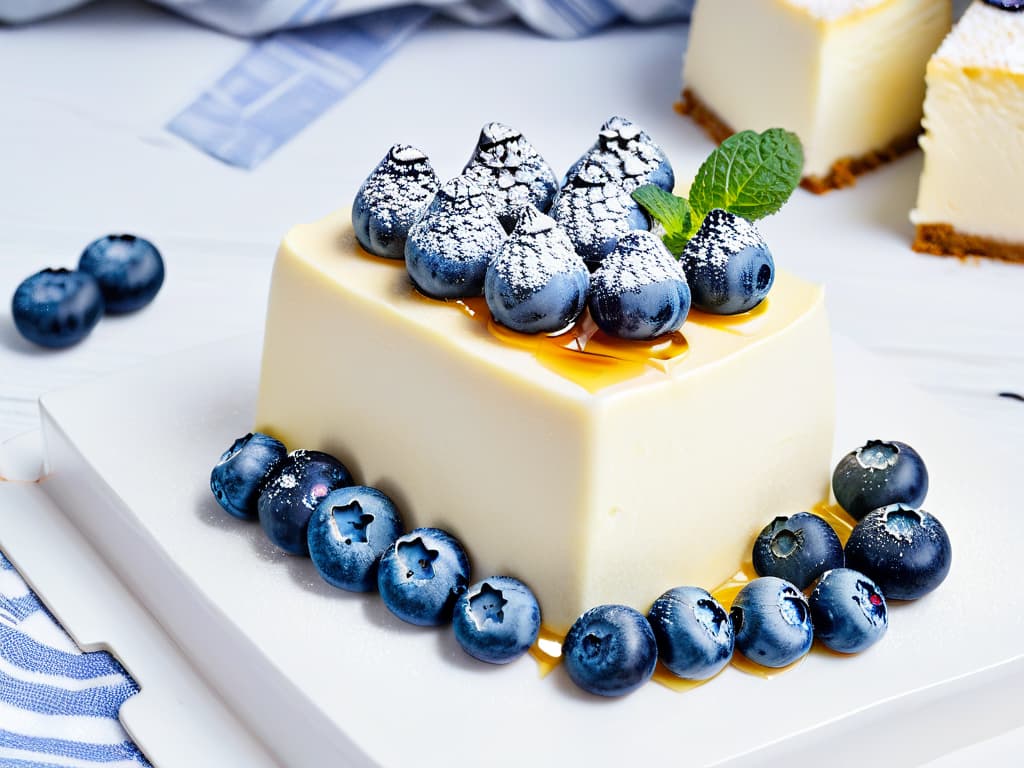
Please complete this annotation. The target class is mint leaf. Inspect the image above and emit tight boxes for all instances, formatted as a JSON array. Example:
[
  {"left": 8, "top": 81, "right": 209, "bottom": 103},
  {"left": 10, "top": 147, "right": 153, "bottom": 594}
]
[
  {"left": 631, "top": 185, "right": 693, "bottom": 255},
  {"left": 688, "top": 128, "right": 804, "bottom": 222}
]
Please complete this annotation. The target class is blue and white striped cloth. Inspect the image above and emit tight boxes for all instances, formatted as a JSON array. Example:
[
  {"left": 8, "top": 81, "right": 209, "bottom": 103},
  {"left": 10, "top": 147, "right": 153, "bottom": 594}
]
[
  {"left": 0, "top": 552, "right": 150, "bottom": 768},
  {"left": 1, "top": 0, "right": 693, "bottom": 168}
]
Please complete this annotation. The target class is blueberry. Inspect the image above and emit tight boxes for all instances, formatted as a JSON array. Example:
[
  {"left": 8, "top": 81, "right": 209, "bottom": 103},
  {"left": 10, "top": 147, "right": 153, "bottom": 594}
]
[
  {"left": 307, "top": 486, "right": 404, "bottom": 592},
  {"left": 78, "top": 234, "right": 164, "bottom": 314},
  {"left": 832, "top": 440, "right": 929, "bottom": 521},
  {"left": 564, "top": 116, "right": 674, "bottom": 193},
  {"left": 562, "top": 604, "right": 657, "bottom": 697},
  {"left": 377, "top": 527, "right": 470, "bottom": 626},
  {"left": 353, "top": 144, "right": 439, "bottom": 259},
  {"left": 844, "top": 504, "right": 951, "bottom": 600},
  {"left": 682, "top": 210, "right": 774, "bottom": 315},
  {"left": 647, "top": 587, "right": 733, "bottom": 680},
  {"left": 484, "top": 206, "right": 590, "bottom": 334},
  {"left": 210, "top": 432, "right": 287, "bottom": 520},
  {"left": 752, "top": 512, "right": 844, "bottom": 590},
  {"left": 462, "top": 122, "right": 559, "bottom": 233},
  {"left": 982, "top": 0, "right": 1024, "bottom": 10},
  {"left": 730, "top": 577, "right": 813, "bottom": 668},
  {"left": 452, "top": 576, "right": 541, "bottom": 664},
  {"left": 587, "top": 230, "right": 691, "bottom": 340},
  {"left": 550, "top": 158, "right": 651, "bottom": 269},
  {"left": 11, "top": 268, "right": 104, "bottom": 349},
  {"left": 809, "top": 568, "right": 888, "bottom": 654},
  {"left": 257, "top": 450, "right": 354, "bottom": 556},
  {"left": 405, "top": 176, "right": 506, "bottom": 299}
]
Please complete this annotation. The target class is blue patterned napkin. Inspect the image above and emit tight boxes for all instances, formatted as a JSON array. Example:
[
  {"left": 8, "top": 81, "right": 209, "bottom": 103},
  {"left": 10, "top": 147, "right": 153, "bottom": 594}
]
[
  {"left": 0, "top": 552, "right": 150, "bottom": 767},
  {"left": 1, "top": 0, "right": 693, "bottom": 168}
]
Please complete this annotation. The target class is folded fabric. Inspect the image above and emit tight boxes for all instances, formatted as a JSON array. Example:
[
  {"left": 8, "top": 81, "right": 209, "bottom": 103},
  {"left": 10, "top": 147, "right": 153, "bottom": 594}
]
[
  {"left": 1, "top": 0, "right": 693, "bottom": 38},
  {"left": 0, "top": 552, "right": 151, "bottom": 767}
]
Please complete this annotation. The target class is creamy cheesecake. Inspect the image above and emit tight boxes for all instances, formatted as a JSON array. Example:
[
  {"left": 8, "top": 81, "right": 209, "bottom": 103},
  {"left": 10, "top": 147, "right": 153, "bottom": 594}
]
[
  {"left": 912, "top": 1, "right": 1024, "bottom": 262},
  {"left": 256, "top": 209, "right": 834, "bottom": 631},
  {"left": 681, "top": 0, "right": 952, "bottom": 193}
]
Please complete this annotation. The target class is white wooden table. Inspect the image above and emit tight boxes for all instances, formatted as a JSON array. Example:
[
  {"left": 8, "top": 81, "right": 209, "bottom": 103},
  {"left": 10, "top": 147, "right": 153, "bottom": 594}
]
[{"left": 0, "top": 0, "right": 1021, "bottom": 763}]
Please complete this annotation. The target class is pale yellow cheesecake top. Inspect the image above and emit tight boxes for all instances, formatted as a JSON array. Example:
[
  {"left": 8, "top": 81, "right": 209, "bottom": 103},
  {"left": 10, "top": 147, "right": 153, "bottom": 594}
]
[
  {"left": 932, "top": 1, "right": 1024, "bottom": 74},
  {"left": 781, "top": 0, "right": 890, "bottom": 21}
]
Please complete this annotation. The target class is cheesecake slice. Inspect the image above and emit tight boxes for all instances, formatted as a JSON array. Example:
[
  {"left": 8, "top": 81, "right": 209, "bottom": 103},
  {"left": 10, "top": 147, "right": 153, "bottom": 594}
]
[
  {"left": 681, "top": 0, "right": 952, "bottom": 193},
  {"left": 256, "top": 209, "right": 834, "bottom": 631},
  {"left": 912, "top": 1, "right": 1024, "bottom": 262}
]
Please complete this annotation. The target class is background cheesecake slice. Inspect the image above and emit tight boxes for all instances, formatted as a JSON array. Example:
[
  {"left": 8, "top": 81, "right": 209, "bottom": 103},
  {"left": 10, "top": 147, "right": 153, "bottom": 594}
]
[
  {"left": 681, "top": 0, "right": 951, "bottom": 193},
  {"left": 912, "top": 1, "right": 1024, "bottom": 262}
]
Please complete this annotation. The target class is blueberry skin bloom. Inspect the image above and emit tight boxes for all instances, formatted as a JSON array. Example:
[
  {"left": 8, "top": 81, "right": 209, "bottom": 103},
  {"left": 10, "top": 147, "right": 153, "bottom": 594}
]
[
  {"left": 730, "top": 577, "right": 814, "bottom": 668},
  {"left": 682, "top": 209, "right": 774, "bottom": 315},
  {"left": 647, "top": 586, "right": 733, "bottom": 680},
  {"left": 257, "top": 450, "right": 354, "bottom": 556},
  {"left": 11, "top": 268, "right": 104, "bottom": 349},
  {"left": 588, "top": 230, "right": 691, "bottom": 340},
  {"left": 405, "top": 176, "right": 506, "bottom": 299},
  {"left": 377, "top": 527, "right": 471, "bottom": 626},
  {"left": 845, "top": 504, "right": 951, "bottom": 600},
  {"left": 752, "top": 512, "right": 845, "bottom": 590},
  {"left": 564, "top": 116, "right": 675, "bottom": 193},
  {"left": 353, "top": 144, "right": 439, "bottom": 259},
  {"left": 809, "top": 568, "right": 888, "bottom": 654},
  {"left": 562, "top": 604, "right": 658, "bottom": 697},
  {"left": 307, "top": 486, "right": 404, "bottom": 592},
  {"left": 484, "top": 206, "right": 590, "bottom": 334},
  {"left": 78, "top": 234, "right": 164, "bottom": 314},
  {"left": 832, "top": 440, "right": 929, "bottom": 521},
  {"left": 210, "top": 432, "right": 287, "bottom": 520},
  {"left": 452, "top": 576, "right": 541, "bottom": 664}
]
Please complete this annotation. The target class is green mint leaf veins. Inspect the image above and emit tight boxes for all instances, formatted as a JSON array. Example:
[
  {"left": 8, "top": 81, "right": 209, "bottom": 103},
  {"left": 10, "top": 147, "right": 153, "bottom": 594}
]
[{"left": 689, "top": 128, "right": 804, "bottom": 222}]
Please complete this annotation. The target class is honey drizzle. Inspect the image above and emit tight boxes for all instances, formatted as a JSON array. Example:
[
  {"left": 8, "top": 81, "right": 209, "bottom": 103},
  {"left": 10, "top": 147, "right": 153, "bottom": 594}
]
[{"left": 528, "top": 501, "right": 857, "bottom": 688}]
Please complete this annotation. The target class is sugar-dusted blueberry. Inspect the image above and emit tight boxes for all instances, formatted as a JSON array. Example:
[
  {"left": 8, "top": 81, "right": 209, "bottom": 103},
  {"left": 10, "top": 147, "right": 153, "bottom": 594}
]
[
  {"left": 832, "top": 440, "right": 929, "bottom": 521},
  {"left": 484, "top": 206, "right": 590, "bottom": 334},
  {"left": 405, "top": 176, "right": 506, "bottom": 299},
  {"left": 257, "top": 450, "right": 354, "bottom": 556},
  {"left": 588, "top": 230, "right": 691, "bottom": 340},
  {"left": 647, "top": 586, "right": 733, "bottom": 681},
  {"left": 452, "top": 576, "right": 541, "bottom": 664},
  {"left": 11, "top": 268, "right": 104, "bottom": 349},
  {"left": 377, "top": 527, "right": 470, "bottom": 626},
  {"left": 307, "top": 486, "right": 404, "bottom": 592},
  {"left": 682, "top": 209, "right": 774, "bottom": 315},
  {"left": 752, "top": 512, "right": 844, "bottom": 590},
  {"left": 462, "top": 122, "right": 559, "bottom": 232},
  {"left": 210, "top": 432, "right": 287, "bottom": 521},
  {"left": 844, "top": 504, "right": 951, "bottom": 600},
  {"left": 353, "top": 144, "right": 439, "bottom": 259},
  {"left": 809, "top": 568, "right": 888, "bottom": 654},
  {"left": 550, "top": 158, "right": 651, "bottom": 269},
  {"left": 564, "top": 116, "right": 674, "bottom": 193},
  {"left": 731, "top": 577, "right": 813, "bottom": 668},
  {"left": 78, "top": 234, "right": 165, "bottom": 314},
  {"left": 562, "top": 604, "right": 657, "bottom": 697}
]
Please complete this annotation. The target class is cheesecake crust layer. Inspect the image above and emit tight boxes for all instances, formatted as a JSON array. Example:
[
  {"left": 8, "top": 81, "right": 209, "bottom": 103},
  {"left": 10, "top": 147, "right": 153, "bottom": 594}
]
[
  {"left": 678, "top": 88, "right": 920, "bottom": 194},
  {"left": 913, "top": 223, "right": 1024, "bottom": 263}
]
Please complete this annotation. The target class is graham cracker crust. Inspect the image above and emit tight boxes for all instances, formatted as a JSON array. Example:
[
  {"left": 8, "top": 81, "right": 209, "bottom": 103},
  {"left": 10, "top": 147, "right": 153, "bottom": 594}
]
[
  {"left": 913, "top": 224, "right": 1024, "bottom": 263},
  {"left": 677, "top": 88, "right": 920, "bottom": 195}
]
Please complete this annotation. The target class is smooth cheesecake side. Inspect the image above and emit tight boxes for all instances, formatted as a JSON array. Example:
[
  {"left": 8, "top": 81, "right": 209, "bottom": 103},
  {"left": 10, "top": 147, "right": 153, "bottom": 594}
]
[
  {"left": 681, "top": 0, "right": 951, "bottom": 192},
  {"left": 912, "top": 1, "right": 1024, "bottom": 262},
  {"left": 256, "top": 209, "right": 834, "bottom": 631}
]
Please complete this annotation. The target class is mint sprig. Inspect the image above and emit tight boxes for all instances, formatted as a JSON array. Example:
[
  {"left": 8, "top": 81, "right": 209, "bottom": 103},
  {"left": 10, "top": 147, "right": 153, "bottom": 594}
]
[{"left": 632, "top": 128, "right": 804, "bottom": 256}]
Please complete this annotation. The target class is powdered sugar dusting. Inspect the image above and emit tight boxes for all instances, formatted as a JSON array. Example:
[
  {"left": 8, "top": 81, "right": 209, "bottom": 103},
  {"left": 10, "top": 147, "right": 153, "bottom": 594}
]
[
  {"left": 935, "top": 1, "right": 1024, "bottom": 72},
  {"left": 686, "top": 210, "right": 767, "bottom": 274},
  {"left": 781, "top": 0, "right": 887, "bottom": 21},
  {"left": 406, "top": 175, "right": 506, "bottom": 264},
  {"left": 591, "top": 231, "right": 686, "bottom": 298},
  {"left": 355, "top": 143, "right": 439, "bottom": 237},
  {"left": 491, "top": 208, "right": 585, "bottom": 298}
]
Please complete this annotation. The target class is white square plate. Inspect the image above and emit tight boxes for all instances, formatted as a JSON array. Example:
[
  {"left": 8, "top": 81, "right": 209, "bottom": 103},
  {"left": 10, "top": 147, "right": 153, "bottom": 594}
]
[{"left": 9, "top": 331, "right": 1020, "bottom": 767}]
